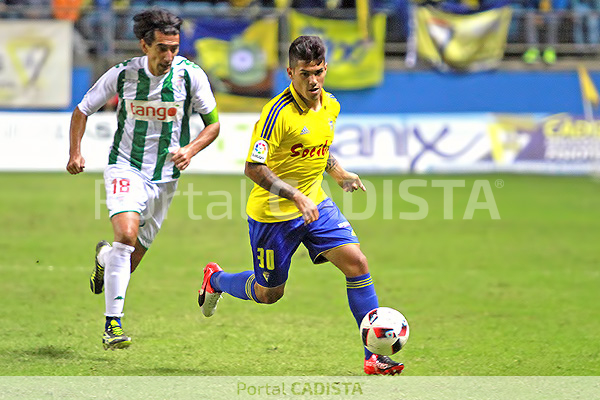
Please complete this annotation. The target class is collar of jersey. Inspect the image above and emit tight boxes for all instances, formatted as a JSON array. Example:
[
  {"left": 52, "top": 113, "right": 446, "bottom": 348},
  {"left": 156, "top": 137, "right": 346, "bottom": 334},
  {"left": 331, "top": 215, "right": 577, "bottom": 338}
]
[
  {"left": 143, "top": 55, "right": 173, "bottom": 78},
  {"left": 288, "top": 83, "right": 330, "bottom": 114}
]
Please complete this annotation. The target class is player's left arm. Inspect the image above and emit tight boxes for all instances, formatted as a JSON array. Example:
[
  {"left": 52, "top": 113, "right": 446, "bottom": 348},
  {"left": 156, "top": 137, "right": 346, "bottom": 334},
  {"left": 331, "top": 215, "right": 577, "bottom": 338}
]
[
  {"left": 325, "top": 153, "right": 366, "bottom": 192},
  {"left": 171, "top": 65, "right": 220, "bottom": 171},
  {"left": 171, "top": 109, "right": 220, "bottom": 171}
]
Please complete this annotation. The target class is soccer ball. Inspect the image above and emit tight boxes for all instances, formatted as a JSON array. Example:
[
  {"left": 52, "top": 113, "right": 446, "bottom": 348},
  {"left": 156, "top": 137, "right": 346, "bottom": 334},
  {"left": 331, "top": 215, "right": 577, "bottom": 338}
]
[{"left": 360, "top": 307, "right": 409, "bottom": 356}]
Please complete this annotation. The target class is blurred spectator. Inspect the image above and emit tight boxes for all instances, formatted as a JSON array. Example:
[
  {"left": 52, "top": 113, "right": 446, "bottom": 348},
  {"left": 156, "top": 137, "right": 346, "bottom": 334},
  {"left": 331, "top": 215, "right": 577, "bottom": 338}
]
[
  {"left": 522, "top": 0, "right": 568, "bottom": 65},
  {"left": 375, "top": 0, "right": 410, "bottom": 41},
  {"left": 229, "top": 0, "right": 254, "bottom": 6},
  {"left": 113, "top": 0, "right": 132, "bottom": 40},
  {"left": 52, "top": 0, "right": 83, "bottom": 20},
  {"left": 290, "top": 0, "right": 321, "bottom": 7},
  {"left": 439, "top": 0, "right": 509, "bottom": 13},
  {"left": 77, "top": 0, "right": 132, "bottom": 41},
  {"left": 410, "top": 0, "right": 443, "bottom": 6},
  {"left": 5, "top": 0, "right": 52, "bottom": 18},
  {"left": 182, "top": 0, "right": 242, "bottom": 7},
  {"left": 572, "top": 0, "right": 600, "bottom": 46},
  {"left": 290, "top": 0, "right": 349, "bottom": 8}
]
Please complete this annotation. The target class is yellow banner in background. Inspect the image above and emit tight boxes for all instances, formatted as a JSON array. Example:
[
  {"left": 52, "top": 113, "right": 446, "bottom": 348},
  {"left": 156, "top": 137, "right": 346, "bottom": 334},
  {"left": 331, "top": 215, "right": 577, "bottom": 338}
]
[
  {"left": 195, "top": 18, "right": 278, "bottom": 86},
  {"left": 193, "top": 17, "right": 278, "bottom": 110},
  {"left": 415, "top": 6, "right": 512, "bottom": 71},
  {"left": 577, "top": 65, "right": 599, "bottom": 107},
  {"left": 288, "top": 11, "right": 386, "bottom": 90}
]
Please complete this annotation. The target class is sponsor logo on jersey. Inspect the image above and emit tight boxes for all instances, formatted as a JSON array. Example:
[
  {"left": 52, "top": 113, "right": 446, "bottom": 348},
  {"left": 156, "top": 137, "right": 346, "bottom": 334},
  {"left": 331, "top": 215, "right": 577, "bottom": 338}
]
[
  {"left": 250, "top": 140, "right": 268, "bottom": 163},
  {"left": 290, "top": 140, "right": 329, "bottom": 158},
  {"left": 125, "top": 99, "right": 184, "bottom": 122}
]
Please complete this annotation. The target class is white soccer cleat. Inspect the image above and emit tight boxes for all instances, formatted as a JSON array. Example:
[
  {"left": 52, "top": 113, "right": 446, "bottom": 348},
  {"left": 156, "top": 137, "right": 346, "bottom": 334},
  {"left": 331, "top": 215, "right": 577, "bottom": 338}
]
[{"left": 198, "top": 262, "right": 223, "bottom": 317}]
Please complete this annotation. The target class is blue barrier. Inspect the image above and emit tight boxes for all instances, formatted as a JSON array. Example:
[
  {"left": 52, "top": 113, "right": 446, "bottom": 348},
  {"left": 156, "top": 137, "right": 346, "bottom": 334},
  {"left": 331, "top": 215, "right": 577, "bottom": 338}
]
[{"left": 275, "top": 69, "right": 594, "bottom": 115}]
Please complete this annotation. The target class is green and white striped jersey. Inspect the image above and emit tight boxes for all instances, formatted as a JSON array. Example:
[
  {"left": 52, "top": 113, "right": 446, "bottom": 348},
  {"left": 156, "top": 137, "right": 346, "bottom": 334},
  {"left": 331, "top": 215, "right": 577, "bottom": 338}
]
[{"left": 78, "top": 55, "right": 217, "bottom": 182}]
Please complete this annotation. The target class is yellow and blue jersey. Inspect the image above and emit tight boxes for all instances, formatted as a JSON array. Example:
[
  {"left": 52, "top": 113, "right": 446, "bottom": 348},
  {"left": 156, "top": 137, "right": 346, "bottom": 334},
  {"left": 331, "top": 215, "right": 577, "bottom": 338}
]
[{"left": 246, "top": 83, "right": 340, "bottom": 223}]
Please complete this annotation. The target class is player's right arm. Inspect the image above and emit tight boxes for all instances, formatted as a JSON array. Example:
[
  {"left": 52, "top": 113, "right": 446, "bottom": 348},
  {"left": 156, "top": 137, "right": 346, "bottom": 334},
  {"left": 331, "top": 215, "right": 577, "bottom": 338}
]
[
  {"left": 66, "top": 107, "right": 88, "bottom": 175},
  {"left": 66, "top": 64, "right": 122, "bottom": 175},
  {"left": 244, "top": 161, "right": 319, "bottom": 224},
  {"left": 245, "top": 162, "right": 319, "bottom": 224},
  {"left": 245, "top": 94, "right": 319, "bottom": 224}
]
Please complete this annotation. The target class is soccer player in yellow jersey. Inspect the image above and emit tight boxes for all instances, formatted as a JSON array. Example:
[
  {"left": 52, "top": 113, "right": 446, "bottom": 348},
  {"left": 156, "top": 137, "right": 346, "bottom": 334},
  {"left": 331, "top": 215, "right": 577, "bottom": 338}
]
[{"left": 197, "top": 36, "right": 403, "bottom": 375}]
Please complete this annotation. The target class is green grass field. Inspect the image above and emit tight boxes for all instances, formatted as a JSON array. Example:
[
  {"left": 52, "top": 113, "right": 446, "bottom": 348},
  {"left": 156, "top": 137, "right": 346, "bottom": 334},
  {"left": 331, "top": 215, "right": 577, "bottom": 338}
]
[{"left": 0, "top": 172, "right": 598, "bottom": 376}]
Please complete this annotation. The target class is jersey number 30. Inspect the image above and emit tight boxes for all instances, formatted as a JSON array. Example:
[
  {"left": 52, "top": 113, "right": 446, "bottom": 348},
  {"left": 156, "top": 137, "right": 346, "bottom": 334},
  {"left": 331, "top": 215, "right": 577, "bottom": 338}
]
[{"left": 257, "top": 247, "right": 275, "bottom": 270}]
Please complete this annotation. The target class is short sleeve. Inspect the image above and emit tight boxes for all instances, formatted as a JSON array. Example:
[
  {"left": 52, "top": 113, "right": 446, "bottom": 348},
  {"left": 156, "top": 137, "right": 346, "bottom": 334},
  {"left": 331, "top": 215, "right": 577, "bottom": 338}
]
[
  {"left": 246, "top": 102, "right": 285, "bottom": 164},
  {"left": 77, "top": 65, "right": 122, "bottom": 116},
  {"left": 328, "top": 92, "right": 341, "bottom": 127},
  {"left": 187, "top": 63, "right": 217, "bottom": 116}
]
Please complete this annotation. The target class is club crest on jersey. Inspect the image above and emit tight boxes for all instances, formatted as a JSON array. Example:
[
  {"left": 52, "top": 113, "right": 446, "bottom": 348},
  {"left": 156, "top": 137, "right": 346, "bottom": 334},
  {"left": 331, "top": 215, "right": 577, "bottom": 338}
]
[
  {"left": 125, "top": 99, "right": 184, "bottom": 122},
  {"left": 175, "top": 78, "right": 185, "bottom": 93},
  {"left": 251, "top": 140, "right": 268, "bottom": 163}
]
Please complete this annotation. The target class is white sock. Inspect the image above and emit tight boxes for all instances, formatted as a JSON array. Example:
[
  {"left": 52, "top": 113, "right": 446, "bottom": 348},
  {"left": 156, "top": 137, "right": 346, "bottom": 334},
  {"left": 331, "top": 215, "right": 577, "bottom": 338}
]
[
  {"left": 104, "top": 241, "right": 134, "bottom": 317},
  {"left": 97, "top": 244, "right": 112, "bottom": 268}
]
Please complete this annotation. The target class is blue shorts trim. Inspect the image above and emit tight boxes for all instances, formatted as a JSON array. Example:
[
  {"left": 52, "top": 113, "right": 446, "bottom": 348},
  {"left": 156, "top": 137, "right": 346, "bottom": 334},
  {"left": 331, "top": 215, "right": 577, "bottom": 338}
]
[{"left": 248, "top": 198, "right": 359, "bottom": 288}]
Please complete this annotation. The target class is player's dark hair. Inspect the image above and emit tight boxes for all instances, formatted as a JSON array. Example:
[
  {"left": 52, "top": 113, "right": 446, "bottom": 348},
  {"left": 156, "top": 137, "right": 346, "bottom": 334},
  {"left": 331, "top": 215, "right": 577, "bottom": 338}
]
[
  {"left": 133, "top": 8, "right": 182, "bottom": 45},
  {"left": 288, "top": 36, "right": 326, "bottom": 68}
]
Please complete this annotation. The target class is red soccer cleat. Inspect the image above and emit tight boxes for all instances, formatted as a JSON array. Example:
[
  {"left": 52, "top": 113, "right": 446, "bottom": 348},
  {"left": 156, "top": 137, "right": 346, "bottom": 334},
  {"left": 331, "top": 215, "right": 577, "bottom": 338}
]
[
  {"left": 363, "top": 354, "right": 404, "bottom": 375},
  {"left": 198, "top": 262, "right": 223, "bottom": 317}
]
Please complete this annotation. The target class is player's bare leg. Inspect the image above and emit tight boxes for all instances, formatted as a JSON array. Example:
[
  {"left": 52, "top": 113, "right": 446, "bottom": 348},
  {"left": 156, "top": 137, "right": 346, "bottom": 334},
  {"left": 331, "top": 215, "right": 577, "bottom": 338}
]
[
  {"left": 130, "top": 240, "right": 147, "bottom": 273},
  {"left": 323, "top": 244, "right": 368, "bottom": 278},
  {"left": 253, "top": 282, "right": 285, "bottom": 304}
]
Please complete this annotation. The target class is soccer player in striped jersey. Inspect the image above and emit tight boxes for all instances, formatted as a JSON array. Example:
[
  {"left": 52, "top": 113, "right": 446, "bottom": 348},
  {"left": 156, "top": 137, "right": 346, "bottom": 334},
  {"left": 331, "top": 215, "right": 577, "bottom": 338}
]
[
  {"left": 197, "top": 36, "right": 404, "bottom": 375},
  {"left": 66, "top": 9, "right": 220, "bottom": 350}
]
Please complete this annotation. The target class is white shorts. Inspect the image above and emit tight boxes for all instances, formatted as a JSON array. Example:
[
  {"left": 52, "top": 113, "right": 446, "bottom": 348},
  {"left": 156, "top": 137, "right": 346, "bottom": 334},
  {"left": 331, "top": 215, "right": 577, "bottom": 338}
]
[{"left": 104, "top": 165, "right": 178, "bottom": 249}]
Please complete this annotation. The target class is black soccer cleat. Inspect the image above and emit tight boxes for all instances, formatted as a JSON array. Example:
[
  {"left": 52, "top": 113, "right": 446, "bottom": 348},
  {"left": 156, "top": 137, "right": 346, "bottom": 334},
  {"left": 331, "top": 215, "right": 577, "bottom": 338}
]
[{"left": 90, "top": 240, "right": 110, "bottom": 294}]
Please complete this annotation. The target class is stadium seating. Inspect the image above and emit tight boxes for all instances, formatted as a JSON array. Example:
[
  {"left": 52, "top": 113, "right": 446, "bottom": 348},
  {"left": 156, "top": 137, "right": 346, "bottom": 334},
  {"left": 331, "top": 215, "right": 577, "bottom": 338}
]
[{"left": 1, "top": 0, "right": 599, "bottom": 69}]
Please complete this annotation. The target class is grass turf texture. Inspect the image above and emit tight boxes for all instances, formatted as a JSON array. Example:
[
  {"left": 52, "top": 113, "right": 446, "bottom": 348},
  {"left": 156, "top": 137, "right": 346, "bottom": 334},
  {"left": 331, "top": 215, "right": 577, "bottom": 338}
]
[{"left": 0, "top": 173, "right": 598, "bottom": 376}]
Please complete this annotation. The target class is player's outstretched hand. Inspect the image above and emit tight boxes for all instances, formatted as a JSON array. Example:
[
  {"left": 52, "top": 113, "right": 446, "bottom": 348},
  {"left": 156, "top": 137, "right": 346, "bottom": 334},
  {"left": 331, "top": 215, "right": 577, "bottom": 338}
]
[
  {"left": 171, "top": 147, "right": 192, "bottom": 171},
  {"left": 340, "top": 172, "right": 366, "bottom": 193},
  {"left": 293, "top": 192, "right": 319, "bottom": 225},
  {"left": 66, "top": 154, "right": 85, "bottom": 175}
]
